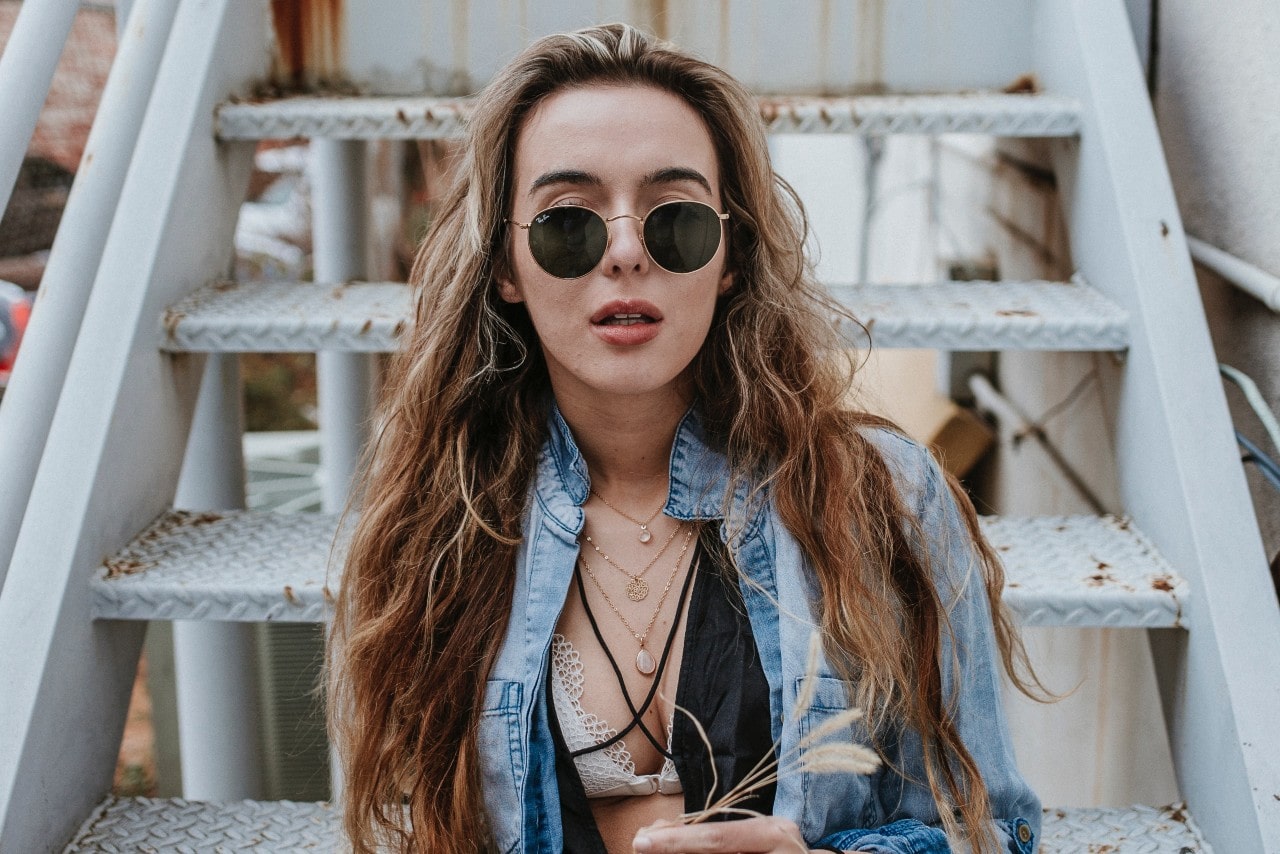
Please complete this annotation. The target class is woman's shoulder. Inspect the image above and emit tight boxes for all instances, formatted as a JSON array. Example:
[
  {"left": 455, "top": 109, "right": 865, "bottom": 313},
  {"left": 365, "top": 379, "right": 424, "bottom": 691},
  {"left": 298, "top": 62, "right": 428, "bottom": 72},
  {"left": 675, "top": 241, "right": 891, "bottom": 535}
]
[{"left": 853, "top": 422, "right": 944, "bottom": 515}]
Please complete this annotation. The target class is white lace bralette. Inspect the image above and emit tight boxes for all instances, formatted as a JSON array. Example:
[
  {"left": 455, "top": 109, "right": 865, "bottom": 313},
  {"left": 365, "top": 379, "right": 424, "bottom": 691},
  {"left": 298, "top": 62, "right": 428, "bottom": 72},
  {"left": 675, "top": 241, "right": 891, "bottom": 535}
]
[{"left": 550, "top": 633, "right": 682, "bottom": 798}]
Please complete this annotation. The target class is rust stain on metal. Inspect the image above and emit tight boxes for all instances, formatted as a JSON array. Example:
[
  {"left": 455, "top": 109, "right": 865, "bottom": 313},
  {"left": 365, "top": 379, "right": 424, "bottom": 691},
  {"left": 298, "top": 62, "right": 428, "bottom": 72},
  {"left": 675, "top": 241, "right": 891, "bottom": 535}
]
[
  {"left": 162, "top": 309, "right": 185, "bottom": 338},
  {"left": 270, "top": 0, "right": 344, "bottom": 91},
  {"left": 323, "top": 585, "right": 335, "bottom": 605},
  {"left": 183, "top": 511, "right": 225, "bottom": 527},
  {"left": 1002, "top": 73, "right": 1041, "bottom": 94},
  {"left": 103, "top": 558, "right": 156, "bottom": 580},
  {"left": 855, "top": 0, "right": 886, "bottom": 93},
  {"left": 996, "top": 309, "right": 1038, "bottom": 318},
  {"left": 283, "top": 585, "right": 299, "bottom": 605},
  {"left": 715, "top": 0, "right": 731, "bottom": 69},
  {"left": 1151, "top": 574, "right": 1175, "bottom": 592},
  {"left": 360, "top": 319, "right": 373, "bottom": 334}
]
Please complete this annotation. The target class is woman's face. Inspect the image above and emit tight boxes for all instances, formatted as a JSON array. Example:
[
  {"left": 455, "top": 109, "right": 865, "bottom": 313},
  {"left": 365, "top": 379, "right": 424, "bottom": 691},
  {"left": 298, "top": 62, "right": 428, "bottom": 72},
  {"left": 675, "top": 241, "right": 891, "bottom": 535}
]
[{"left": 498, "top": 83, "right": 733, "bottom": 411}]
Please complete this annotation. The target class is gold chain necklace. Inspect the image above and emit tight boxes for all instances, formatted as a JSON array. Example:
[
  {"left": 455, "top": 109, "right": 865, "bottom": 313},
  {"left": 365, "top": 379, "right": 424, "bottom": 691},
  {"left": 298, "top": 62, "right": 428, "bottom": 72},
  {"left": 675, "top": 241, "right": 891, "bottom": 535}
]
[
  {"left": 590, "top": 487, "right": 664, "bottom": 544},
  {"left": 580, "top": 522, "right": 681, "bottom": 601},
  {"left": 577, "top": 523, "right": 694, "bottom": 674}
]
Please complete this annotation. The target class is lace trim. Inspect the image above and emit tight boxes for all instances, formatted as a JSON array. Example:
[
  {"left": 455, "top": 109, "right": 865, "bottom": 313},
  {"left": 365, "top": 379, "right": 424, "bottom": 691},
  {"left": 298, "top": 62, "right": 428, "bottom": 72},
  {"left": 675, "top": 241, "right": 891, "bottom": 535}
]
[{"left": 551, "top": 634, "right": 680, "bottom": 797}]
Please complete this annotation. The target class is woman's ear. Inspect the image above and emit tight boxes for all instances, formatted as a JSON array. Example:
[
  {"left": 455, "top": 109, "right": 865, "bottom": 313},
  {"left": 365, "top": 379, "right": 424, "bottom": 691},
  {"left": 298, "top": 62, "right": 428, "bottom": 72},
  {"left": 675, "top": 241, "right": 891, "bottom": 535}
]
[
  {"left": 497, "top": 276, "right": 524, "bottom": 304},
  {"left": 718, "top": 269, "right": 735, "bottom": 295}
]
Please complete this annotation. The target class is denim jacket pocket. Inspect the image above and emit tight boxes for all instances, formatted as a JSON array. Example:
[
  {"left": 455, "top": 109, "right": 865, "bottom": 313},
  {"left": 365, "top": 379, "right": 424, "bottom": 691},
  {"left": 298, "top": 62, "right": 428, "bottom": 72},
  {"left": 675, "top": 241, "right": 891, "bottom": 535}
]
[
  {"left": 478, "top": 680, "right": 524, "bottom": 853},
  {"left": 796, "top": 676, "right": 876, "bottom": 840}
]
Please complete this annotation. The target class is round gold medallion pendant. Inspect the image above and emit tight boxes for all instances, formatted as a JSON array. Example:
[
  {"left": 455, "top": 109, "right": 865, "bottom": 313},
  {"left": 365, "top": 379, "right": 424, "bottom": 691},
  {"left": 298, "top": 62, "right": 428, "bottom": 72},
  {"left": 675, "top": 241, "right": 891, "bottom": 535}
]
[
  {"left": 638, "top": 529, "right": 652, "bottom": 544},
  {"left": 625, "top": 577, "right": 649, "bottom": 601}
]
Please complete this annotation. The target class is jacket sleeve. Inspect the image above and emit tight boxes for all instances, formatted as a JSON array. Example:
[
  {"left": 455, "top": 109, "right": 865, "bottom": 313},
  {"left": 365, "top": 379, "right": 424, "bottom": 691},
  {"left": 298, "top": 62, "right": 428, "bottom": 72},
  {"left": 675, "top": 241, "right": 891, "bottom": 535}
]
[{"left": 815, "top": 431, "right": 1042, "bottom": 854}]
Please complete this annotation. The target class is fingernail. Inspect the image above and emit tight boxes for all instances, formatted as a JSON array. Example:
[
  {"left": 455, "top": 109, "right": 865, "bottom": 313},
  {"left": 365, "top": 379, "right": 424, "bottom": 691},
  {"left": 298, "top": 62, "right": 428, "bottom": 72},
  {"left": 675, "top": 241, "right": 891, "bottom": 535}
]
[{"left": 633, "top": 834, "right": 653, "bottom": 853}]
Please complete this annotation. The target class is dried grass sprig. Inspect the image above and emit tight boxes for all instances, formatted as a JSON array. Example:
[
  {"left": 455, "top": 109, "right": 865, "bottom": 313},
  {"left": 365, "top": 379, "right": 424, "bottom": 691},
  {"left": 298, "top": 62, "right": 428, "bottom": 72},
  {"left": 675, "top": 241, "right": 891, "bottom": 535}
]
[{"left": 673, "top": 632, "right": 880, "bottom": 826}]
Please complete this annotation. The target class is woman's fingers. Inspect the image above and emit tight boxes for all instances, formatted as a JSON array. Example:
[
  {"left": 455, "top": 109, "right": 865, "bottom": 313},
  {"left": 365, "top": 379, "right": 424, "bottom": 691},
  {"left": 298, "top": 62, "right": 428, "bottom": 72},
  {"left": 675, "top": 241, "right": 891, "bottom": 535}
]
[{"left": 632, "top": 816, "right": 810, "bottom": 853}]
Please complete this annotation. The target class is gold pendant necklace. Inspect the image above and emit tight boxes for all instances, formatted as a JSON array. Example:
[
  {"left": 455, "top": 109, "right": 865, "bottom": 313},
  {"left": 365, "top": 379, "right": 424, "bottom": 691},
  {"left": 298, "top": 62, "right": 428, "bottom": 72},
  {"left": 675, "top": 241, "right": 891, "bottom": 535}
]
[{"left": 590, "top": 487, "right": 664, "bottom": 544}]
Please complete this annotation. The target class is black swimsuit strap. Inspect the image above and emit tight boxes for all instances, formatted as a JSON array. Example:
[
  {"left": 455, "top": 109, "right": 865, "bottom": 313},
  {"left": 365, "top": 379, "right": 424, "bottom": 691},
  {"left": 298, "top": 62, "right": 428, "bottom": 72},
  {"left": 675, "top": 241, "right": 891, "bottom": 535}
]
[{"left": 568, "top": 546, "right": 698, "bottom": 760}]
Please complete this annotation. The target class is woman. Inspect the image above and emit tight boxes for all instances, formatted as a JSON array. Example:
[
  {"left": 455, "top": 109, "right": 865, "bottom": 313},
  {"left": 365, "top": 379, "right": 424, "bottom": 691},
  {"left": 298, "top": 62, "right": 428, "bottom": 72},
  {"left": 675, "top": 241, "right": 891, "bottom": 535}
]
[{"left": 330, "top": 23, "right": 1042, "bottom": 854}]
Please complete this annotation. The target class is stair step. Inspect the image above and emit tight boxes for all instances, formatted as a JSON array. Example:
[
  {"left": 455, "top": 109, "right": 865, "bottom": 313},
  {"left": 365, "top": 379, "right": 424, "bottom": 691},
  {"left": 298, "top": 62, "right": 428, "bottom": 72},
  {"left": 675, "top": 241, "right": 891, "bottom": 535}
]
[
  {"left": 91, "top": 511, "right": 1185, "bottom": 626},
  {"left": 63, "top": 797, "right": 1210, "bottom": 852},
  {"left": 160, "top": 279, "right": 1128, "bottom": 353},
  {"left": 216, "top": 92, "right": 1082, "bottom": 141}
]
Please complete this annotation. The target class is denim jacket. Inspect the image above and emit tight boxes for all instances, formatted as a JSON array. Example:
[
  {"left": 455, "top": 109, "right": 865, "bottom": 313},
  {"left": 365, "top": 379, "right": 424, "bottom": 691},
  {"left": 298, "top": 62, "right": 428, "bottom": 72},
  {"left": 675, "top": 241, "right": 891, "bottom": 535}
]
[{"left": 478, "top": 407, "right": 1041, "bottom": 853}]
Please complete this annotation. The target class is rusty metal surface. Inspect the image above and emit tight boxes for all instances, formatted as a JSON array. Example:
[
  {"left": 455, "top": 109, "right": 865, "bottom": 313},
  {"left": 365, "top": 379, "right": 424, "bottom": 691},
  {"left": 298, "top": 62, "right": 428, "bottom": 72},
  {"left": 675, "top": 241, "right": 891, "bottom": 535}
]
[
  {"left": 215, "top": 92, "right": 1081, "bottom": 140},
  {"left": 160, "top": 279, "right": 1127, "bottom": 354},
  {"left": 93, "top": 510, "right": 1183, "bottom": 626},
  {"left": 1040, "top": 803, "right": 1213, "bottom": 852},
  {"left": 982, "top": 515, "right": 1188, "bottom": 628},
  {"left": 830, "top": 280, "right": 1129, "bottom": 351},
  {"left": 63, "top": 796, "right": 1211, "bottom": 851},
  {"left": 160, "top": 280, "right": 410, "bottom": 353}
]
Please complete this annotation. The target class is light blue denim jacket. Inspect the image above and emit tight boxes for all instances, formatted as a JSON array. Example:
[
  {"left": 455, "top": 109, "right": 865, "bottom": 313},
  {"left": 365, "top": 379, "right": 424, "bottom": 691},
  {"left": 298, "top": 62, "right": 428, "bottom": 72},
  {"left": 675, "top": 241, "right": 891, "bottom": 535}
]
[{"left": 478, "top": 407, "right": 1041, "bottom": 853}]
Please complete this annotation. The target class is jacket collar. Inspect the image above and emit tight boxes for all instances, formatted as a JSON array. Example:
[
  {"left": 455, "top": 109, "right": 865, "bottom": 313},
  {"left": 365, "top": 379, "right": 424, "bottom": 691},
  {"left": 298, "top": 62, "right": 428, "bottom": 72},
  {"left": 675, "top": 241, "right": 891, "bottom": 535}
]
[{"left": 535, "top": 403, "right": 742, "bottom": 537}]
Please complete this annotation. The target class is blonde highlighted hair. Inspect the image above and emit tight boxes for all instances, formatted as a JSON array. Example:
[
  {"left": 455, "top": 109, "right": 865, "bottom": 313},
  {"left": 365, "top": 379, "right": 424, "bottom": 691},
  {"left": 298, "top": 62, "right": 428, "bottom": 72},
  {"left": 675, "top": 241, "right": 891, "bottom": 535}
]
[{"left": 329, "top": 22, "right": 1038, "bottom": 853}]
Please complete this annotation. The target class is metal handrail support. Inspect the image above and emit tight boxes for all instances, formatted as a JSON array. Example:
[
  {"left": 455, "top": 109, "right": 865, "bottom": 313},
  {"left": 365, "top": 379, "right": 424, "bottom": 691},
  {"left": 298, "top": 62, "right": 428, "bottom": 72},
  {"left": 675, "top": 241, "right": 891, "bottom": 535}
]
[
  {"left": 1187, "top": 235, "right": 1280, "bottom": 313},
  {"left": 0, "top": 0, "right": 79, "bottom": 218},
  {"left": 0, "top": 0, "right": 180, "bottom": 588}
]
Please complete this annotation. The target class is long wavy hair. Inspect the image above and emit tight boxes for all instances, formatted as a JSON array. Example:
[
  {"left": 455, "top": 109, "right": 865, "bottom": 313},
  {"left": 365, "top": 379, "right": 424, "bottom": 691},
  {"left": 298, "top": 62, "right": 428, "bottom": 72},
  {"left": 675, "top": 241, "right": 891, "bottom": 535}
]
[{"left": 329, "top": 23, "right": 1039, "bottom": 854}]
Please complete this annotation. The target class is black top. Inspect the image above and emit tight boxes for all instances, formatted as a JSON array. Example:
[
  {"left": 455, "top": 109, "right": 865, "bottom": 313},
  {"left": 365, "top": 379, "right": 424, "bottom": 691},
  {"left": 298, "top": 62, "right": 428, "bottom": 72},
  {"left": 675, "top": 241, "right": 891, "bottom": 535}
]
[{"left": 551, "top": 527, "right": 776, "bottom": 852}]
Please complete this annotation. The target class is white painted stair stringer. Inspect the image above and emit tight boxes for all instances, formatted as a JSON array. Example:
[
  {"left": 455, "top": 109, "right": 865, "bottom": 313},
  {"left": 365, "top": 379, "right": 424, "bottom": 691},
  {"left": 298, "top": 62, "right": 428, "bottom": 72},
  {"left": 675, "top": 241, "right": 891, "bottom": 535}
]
[
  {"left": 0, "top": 2, "right": 272, "bottom": 850},
  {"left": 1033, "top": 1, "right": 1280, "bottom": 850}
]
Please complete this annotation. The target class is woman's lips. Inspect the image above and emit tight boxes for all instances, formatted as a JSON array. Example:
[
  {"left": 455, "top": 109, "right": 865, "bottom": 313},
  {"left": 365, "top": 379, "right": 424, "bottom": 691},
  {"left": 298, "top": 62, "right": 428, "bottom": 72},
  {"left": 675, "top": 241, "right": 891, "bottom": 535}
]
[{"left": 590, "top": 300, "right": 663, "bottom": 345}]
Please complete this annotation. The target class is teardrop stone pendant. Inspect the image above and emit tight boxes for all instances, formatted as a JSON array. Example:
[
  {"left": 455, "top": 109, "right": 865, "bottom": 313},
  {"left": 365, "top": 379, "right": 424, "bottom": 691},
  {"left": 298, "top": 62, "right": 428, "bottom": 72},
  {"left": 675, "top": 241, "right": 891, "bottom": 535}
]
[
  {"left": 635, "top": 648, "right": 656, "bottom": 675},
  {"left": 638, "top": 527, "right": 652, "bottom": 544}
]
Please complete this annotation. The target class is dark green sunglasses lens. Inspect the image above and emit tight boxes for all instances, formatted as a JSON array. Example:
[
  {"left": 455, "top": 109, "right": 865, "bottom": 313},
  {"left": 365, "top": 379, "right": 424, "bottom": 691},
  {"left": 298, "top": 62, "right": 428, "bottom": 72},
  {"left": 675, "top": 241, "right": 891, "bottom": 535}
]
[
  {"left": 528, "top": 207, "right": 608, "bottom": 278},
  {"left": 643, "top": 202, "right": 723, "bottom": 273}
]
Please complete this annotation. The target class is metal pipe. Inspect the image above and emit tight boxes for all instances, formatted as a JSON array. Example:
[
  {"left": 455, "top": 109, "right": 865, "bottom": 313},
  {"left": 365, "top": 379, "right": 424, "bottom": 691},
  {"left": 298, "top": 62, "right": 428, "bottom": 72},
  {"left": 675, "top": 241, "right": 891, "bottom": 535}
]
[
  {"left": 311, "top": 139, "right": 375, "bottom": 798},
  {"left": 312, "top": 139, "right": 376, "bottom": 511},
  {"left": 172, "top": 354, "right": 266, "bottom": 799},
  {"left": 968, "top": 372, "right": 1109, "bottom": 514},
  {"left": 0, "top": 0, "right": 180, "bottom": 587},
  {"left": 0, "top": 0, "right": 79, "bottom": 218},
  {"left": 1187, "top": 235, "right": 1280, "bottom": 313}
]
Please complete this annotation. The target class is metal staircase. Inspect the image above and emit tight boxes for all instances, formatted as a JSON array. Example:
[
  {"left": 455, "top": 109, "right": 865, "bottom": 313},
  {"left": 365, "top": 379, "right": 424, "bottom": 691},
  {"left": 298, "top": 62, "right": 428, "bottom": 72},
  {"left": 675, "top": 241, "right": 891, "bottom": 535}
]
[{"left": 0, "top": 1, "right": 1276, "bottom": 851}]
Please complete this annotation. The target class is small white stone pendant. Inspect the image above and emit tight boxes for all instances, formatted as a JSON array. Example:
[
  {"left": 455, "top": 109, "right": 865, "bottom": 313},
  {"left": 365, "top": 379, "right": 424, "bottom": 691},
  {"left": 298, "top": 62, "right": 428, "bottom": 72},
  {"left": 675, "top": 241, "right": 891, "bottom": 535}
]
[
  {"left": 638, "top": 528, "right": 652, "bottom": 544},
  {"left": 626, "top": 577, "right": 649, "bottom": 601},
  {"left": 635, "top": 648, "right": 656, "bottom": 675}
]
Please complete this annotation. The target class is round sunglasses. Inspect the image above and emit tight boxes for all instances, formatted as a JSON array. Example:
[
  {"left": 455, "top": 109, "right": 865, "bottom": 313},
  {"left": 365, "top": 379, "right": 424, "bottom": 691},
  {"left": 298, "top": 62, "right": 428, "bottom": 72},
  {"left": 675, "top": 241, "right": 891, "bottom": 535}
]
[{"left": 507, "top": 200, "right": 729, "bottom": 279}]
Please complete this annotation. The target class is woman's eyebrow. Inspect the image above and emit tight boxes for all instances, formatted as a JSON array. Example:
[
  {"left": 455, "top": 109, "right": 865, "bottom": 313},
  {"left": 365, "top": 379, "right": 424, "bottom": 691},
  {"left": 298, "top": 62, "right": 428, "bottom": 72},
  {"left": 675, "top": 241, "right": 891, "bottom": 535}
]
[
  {"left": 529, "top": 169, "right": 602, "bottom": 193},
  {"left": 643, "top": 166, "right": 712, "bottom": 195}
]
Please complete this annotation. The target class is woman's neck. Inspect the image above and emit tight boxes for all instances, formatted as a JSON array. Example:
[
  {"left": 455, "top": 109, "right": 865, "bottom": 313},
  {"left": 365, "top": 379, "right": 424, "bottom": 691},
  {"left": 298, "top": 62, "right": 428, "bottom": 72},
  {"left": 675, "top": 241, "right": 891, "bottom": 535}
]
[{"left": 555, "top": 390, "right": 688, "bottom": 504}]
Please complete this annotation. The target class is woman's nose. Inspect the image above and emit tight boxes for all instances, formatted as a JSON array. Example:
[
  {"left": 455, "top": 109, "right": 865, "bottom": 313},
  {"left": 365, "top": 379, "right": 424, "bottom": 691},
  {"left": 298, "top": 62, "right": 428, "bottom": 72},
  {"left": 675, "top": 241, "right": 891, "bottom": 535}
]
[{"left": 602, "top": 212, "right": 649, "bottom": 276}]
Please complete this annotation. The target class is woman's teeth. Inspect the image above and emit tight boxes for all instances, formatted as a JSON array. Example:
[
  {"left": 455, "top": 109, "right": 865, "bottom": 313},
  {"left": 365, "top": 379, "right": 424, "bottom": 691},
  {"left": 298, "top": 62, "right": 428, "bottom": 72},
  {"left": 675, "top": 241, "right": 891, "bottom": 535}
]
[{"left": 602, "top": 313, "right": 650, "bottom": 326}]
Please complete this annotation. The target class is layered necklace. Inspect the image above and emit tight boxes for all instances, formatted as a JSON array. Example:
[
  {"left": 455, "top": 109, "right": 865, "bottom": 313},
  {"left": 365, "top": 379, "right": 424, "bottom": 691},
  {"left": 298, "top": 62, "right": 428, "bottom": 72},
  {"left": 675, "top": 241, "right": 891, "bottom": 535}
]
[
  {"left": 580, "top": 521, "right": 682, "bottom": 601},
  {"left": 577, "top": 523, "right": 695, "bottom": 675}
]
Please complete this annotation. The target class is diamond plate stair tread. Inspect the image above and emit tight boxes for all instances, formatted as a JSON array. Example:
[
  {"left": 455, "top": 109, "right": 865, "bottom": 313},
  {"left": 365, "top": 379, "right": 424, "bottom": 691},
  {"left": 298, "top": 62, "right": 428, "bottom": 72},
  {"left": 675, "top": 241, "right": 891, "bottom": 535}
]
[
  {"left": 161, "top": 280, "right": 1128, "bottom": 353},
  {"left": 217, "top": 92, "right": 1081, "bottom": 140},
  {"left": 63, "top": 798, "right": 1210, "bottom": 852},
  {"left": 92, "top": 511, "right": 1185, "bottom": 626}
]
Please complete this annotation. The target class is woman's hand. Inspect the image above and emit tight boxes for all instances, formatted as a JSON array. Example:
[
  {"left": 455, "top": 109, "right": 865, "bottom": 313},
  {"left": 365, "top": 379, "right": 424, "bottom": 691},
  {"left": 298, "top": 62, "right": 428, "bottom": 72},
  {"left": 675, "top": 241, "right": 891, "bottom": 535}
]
[{"left": 632, "top": 817, "right": 832, "bottom": 853}]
